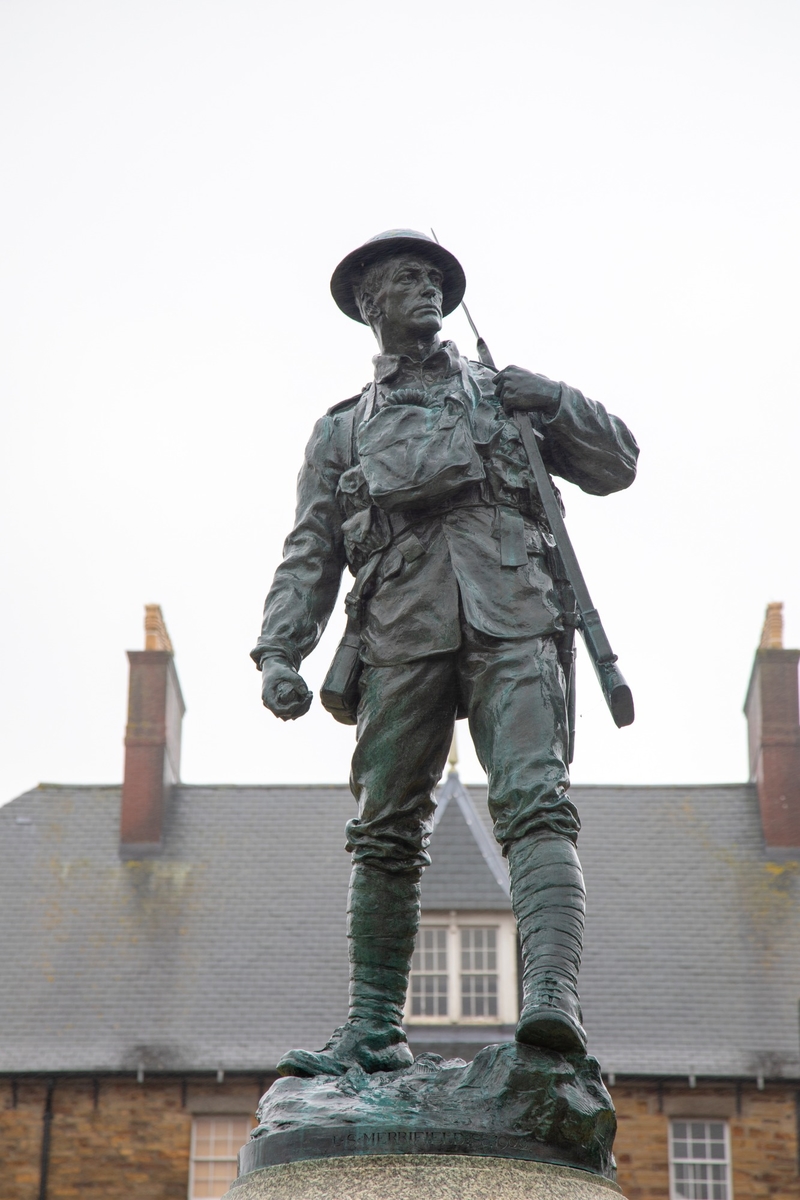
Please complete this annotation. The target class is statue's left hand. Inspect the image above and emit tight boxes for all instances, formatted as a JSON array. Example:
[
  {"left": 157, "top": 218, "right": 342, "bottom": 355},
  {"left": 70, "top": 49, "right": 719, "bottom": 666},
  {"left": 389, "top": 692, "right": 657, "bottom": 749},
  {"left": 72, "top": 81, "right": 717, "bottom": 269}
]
[{"left": 493, "top": 366, "right": 561, "bottom": 417}]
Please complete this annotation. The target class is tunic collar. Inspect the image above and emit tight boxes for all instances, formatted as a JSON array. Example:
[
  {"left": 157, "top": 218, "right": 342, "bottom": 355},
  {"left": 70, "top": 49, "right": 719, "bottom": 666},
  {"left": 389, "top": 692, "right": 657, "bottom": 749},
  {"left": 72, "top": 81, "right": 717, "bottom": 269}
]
[{"left": 372, "top": 339, "right": 463, "bottom": 384}]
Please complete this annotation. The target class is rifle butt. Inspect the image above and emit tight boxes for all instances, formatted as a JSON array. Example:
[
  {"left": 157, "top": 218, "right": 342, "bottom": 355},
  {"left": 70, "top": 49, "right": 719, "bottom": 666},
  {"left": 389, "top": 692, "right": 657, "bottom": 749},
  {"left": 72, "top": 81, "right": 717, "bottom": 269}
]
[{"left": 592, "top": 659, "right": 635, "bottom": 728}]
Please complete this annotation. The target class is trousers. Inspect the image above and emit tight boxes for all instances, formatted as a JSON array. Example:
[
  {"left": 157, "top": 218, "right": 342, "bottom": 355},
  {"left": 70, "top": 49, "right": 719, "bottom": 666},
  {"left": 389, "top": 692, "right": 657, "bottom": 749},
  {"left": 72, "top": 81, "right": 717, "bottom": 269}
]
[{"left": 345, "top": 617, "right": 580, "bottom": 872}]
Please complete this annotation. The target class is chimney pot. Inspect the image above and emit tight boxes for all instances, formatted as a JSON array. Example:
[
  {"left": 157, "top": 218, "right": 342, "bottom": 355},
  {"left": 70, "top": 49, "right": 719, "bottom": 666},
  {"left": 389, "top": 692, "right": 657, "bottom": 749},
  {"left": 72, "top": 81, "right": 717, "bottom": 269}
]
[
  {"left": 144, "top": 603, "right": 174, "bottom": 652},
  {"left": 744, "top": 604, "right": 800, "bottom": 850},
  {"left": 759, "top": 602, "right": 784, "bottom": 650},
  {"left": 120, "top": 606, "right": 185, "bottom": 857}
]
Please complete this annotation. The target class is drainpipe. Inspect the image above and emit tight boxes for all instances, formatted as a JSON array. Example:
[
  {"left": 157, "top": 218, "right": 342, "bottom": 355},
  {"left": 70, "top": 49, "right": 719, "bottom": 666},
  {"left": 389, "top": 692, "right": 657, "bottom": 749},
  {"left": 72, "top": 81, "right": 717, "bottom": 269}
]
[{"left": 38, "top": 1077, "right": 55, "bottom": 1200}]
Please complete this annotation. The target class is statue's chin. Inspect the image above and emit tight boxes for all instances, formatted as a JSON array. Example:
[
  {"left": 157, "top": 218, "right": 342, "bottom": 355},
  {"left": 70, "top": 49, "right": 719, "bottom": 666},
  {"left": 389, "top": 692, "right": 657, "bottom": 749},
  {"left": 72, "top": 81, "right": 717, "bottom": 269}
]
[{"left": 406, "top": 312, "right": 442, "bottom": 336}]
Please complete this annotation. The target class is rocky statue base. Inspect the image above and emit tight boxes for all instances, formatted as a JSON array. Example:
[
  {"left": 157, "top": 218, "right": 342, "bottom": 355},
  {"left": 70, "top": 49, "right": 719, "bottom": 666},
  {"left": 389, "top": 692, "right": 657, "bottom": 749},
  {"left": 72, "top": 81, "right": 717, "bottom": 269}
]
[{"left": 224, "top": 1043, "right": 619, "bottom": 1198}]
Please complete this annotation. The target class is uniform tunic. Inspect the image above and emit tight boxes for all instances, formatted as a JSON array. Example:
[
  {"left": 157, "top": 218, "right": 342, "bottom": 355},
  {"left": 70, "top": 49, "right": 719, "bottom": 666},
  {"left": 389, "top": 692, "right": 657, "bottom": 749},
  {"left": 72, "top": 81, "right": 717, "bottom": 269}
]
[{"left": 252, "top": 341, "right": 638, "bottom": 869}]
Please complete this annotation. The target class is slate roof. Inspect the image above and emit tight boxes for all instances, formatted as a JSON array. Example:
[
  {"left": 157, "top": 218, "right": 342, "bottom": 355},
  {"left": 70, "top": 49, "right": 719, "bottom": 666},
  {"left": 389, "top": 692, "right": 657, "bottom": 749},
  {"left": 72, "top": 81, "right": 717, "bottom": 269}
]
[
  {"left": 574, "top": 783, "right": 800, "bottom": 1081},
  {"left": 1, "top": 776, "right": 798, "bottom": 1082},
  {"left": 421, "top": 771, "right": 510, "bottom": 910},
  {"left": 0, "top": 784, "right": 353, "bottom": 1076}
]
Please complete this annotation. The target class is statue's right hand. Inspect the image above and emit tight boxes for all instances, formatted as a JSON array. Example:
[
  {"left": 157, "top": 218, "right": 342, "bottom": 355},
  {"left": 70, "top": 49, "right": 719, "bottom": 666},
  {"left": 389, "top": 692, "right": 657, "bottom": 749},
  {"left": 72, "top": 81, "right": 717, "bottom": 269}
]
[{"left": 260, "top": 658, "right": 313, "bottom": 721}]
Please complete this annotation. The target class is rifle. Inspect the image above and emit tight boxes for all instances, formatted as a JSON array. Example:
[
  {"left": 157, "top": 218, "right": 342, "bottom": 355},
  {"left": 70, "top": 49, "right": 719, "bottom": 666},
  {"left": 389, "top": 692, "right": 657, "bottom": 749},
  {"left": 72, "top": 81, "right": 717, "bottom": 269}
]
[{"left": 453, "top": 282, "right": 635, "bottom": 734}]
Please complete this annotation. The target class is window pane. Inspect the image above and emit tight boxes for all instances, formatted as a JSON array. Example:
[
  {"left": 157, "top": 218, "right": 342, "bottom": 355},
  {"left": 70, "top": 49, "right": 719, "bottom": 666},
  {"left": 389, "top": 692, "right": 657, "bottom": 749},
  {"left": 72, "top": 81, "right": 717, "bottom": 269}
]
[
  {"left": 410, "top": 972, "right": 448, "bottom": 1017},
  {"left": 671, "top": 1121, "right": 728, "bottom": 1200},
  {"left": 193, "top": 1164, "right": 235, "bottom": 1199},
  {"left": 410, "top": 928, "right": 449, "bottom": 1017},
  {"left": 412, "top": 928, "right": 448, "bottom": 973},
  {"left": 460, "top": 927, "right": 497, "bottom": 972},
  {"left": 191, "top": 1117, "right": 252, "bottom": 1200},
  {"left": 193, "top": 1126, "right": 212, "bottom": 1157},
  {"left": 461, "top": 973, "right": 498, "bottom": 1018},
  {"left": 460, "top": 927, "right": 499, "bottom": 1020}
]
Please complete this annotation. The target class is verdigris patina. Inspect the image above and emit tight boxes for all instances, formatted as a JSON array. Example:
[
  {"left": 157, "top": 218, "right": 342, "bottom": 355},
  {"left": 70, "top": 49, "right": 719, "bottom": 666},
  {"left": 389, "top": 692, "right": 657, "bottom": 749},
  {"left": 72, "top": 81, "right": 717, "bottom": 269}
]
[
  {"left": 248, "top": 229, "right": 637, "bottom": 1176},
  {"left": 244, "top": 1046, "right": 615, "bottom": 1178}
]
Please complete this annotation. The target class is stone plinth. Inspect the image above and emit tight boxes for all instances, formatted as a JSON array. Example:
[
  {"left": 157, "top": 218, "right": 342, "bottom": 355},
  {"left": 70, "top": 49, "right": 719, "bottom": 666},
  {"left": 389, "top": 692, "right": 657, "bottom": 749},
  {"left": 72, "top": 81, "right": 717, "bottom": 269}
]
[
  {"left": 225, "top": 1045, "right": 620, "bottom": 1197},
  {"left": 224, "top": 1153, "right": 622, "bottom": 1199}
]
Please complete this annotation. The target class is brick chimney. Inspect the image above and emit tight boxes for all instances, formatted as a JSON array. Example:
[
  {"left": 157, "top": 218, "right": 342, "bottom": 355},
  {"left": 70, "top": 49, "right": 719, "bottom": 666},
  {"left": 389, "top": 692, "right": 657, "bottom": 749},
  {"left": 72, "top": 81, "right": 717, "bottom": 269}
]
[
  {"left": 743, "top": 603, "right": 800, "bottom": 850},
  {"left": 120, "top": 605, "right": 186, "bottom": 857}
]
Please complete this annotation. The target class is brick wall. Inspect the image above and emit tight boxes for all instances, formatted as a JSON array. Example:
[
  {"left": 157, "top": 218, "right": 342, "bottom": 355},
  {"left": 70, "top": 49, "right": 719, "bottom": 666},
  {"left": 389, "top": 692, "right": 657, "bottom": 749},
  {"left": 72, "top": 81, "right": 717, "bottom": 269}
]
[
  {"left": 0, "top": 1074, "right": 266, "bottom": 1200},
  {"left": 613, "top": 1080, "right": 800, "bottom": 1199},
  {"left": 3, "top": 1074, "right": 799, "bottom": 1198},
  {"left": 0, "top": 1077, "right": 43, "bottom": 1197}
]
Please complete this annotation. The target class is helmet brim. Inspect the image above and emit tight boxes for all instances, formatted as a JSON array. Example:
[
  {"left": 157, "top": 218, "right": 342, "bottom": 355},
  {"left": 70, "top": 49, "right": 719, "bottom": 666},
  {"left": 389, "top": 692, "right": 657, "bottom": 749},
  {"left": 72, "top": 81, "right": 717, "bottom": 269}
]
[{"left": 330, "top": 231, "right": 466, "bottom": 324}]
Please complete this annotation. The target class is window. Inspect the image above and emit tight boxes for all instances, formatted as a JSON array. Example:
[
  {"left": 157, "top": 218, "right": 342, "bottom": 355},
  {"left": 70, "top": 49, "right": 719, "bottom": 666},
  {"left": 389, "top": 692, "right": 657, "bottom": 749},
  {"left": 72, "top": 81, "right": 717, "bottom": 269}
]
[
  {"left": 406, "top": 911, "right": 517, "bottom": 1025},
  {"left": 670, "top": 1121, "right": 731, "bottom": 1200},
  {"left": 460, "top": 926, "right": 498, "bottom": 1017},
  {"left": 189, "top": 1116, "right": 253, "bottom": 1200},
  {"left": 410, "top": 927, "right": 449, "bottom": 1016}
]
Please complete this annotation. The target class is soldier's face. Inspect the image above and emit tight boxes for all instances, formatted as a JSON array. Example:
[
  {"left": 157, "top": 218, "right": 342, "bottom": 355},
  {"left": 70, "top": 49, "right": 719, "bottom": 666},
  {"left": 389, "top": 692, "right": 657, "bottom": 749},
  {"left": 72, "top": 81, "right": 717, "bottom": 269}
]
[{"left": 373, "top": 255, "right": 444, "bottom": 338}]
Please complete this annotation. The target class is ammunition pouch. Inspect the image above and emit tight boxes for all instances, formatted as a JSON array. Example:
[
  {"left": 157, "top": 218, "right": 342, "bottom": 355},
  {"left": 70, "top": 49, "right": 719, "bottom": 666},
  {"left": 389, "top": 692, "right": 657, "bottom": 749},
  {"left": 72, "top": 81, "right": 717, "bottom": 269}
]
[
  {"left": 320, "top": 505, "right": 435, "bottom": 725},
  {"left": 320, "top": 617, "right": 363, "bottom": 726},
  {"left": 356, "top": 397, "right": 485, "bottom": 512},
  {"left": 320, "top": 552, "right": 384, "bottom": 726}
]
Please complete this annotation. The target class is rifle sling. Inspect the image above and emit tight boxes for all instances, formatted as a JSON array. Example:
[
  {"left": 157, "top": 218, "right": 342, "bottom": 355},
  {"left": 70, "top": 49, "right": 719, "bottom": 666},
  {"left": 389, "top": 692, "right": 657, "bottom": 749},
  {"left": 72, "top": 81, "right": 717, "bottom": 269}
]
[{"left": 513, "top": 410, "right": 616, "bottom": 667}]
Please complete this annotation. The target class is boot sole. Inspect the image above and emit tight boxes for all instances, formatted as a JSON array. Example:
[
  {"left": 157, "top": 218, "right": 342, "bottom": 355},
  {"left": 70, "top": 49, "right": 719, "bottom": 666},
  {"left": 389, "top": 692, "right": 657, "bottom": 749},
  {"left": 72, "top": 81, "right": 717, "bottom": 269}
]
[
  {"left": 276, "top": 1042, "right": 413, "bottom": 1079},
  {"left": 516, "top": 1009, "right": 587, "bottom": 1054}
]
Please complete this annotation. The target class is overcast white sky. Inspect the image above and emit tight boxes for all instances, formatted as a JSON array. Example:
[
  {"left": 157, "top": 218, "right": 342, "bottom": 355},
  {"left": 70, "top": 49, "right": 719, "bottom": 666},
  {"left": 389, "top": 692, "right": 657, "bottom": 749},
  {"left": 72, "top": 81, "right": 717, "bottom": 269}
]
[{"left": 1, "top": 0, "right": 799, "bottom": 805}]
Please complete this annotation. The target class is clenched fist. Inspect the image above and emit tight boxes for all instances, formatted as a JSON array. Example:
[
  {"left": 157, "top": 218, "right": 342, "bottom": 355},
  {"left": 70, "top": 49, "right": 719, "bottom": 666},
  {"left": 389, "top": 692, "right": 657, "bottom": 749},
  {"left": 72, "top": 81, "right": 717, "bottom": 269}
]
[
  {"left": 492, "top": 365, "right": 561, "bottom": 417},
  {"left": 261, "top": 657, "right": 313, "bottom": 721}
]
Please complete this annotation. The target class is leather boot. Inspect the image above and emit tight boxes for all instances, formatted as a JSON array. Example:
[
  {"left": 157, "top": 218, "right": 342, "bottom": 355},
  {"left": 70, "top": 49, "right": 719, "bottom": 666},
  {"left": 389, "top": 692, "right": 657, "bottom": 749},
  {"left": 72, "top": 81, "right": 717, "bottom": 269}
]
[
  {"left": 277, "top": 863, "right": 419, "bottom": 1077},
  {"left": 508, "top": 831, "right": 587, "bottom": 1055}
]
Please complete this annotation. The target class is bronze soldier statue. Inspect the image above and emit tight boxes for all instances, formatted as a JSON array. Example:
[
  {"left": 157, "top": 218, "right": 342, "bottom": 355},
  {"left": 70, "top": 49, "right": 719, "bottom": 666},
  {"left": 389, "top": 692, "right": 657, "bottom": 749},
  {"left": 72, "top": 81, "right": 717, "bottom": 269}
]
[{"left": 251, "top": 230, "right": 638, "bottom": 1078}]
